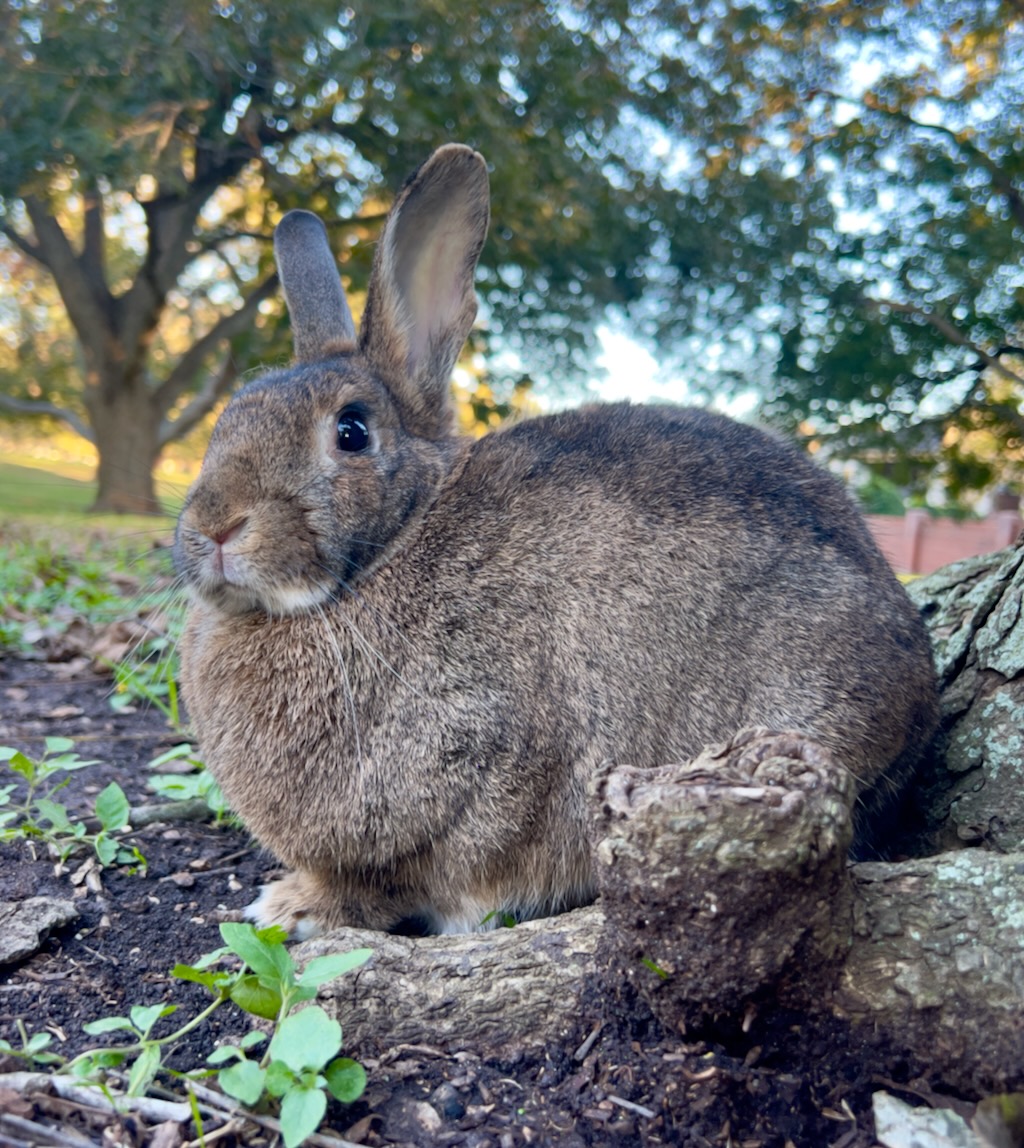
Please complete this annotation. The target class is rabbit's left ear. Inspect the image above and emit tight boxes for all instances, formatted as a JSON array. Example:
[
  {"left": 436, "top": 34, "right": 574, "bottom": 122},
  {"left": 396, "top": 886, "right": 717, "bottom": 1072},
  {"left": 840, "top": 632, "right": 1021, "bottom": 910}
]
[
  {"left": 359, "top": 145, "right": 490, "bottom": 432},
  {"left": 274, "top": 210, "right": 357, "bottom": 361}
]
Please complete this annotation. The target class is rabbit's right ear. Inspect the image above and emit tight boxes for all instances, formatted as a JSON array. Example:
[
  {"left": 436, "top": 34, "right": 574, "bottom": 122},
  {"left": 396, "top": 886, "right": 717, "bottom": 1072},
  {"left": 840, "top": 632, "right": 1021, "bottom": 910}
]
[
  {"left": 359, "top": 145, "right": 490, "bottom": 435},
  {"left": 274, "top": 210, "right": 357, "bottom": 361}
]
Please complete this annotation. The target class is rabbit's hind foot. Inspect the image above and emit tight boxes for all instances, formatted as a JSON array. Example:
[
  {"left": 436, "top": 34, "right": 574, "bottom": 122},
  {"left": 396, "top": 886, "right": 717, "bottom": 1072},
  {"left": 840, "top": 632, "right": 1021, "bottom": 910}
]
[{"left": 245, "top": 872, "right": 327, "bottom": 941}]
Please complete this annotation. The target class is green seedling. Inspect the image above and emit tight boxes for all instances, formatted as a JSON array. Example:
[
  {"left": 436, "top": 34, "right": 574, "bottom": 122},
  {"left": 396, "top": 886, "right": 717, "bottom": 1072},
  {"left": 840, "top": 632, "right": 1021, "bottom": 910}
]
[
  {"left": 641, "top": 956, "right": 670, "bottom": 980},
  {"left": 0, "top": 543, "right": 122, "bottom": 655},
  {"left": 480, "top": 909, "right": 518, "bottom": 928},
  {"left": 109, "top": 637, "right": 183, "bottom": 729},
  {"left": 0, "top": 1020, "right": 66, "bottom": 1068},
  {"left": 0, "top": 738, "right": 144, "bottom": 868},
  {"left": 178, "top": 923, "right": 371, "bottom": 1148},
  {"left": 147, "top": 743, "right": 230, "bottom": 822},
  {"left": 6, "top": 923, "right": 371, "bottom": 1146},
  {"left": 3, "top": 924, "right": 371, "bottom": 1146}
]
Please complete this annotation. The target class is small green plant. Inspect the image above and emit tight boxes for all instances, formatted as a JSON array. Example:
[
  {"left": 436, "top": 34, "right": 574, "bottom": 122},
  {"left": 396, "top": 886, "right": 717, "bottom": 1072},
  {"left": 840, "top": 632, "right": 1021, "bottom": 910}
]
[
  {"left": 0, "top": 542, "right": 121, "bottom": 654},
  {"left": 480, "top": 909, "right": 518, "bottom": 928},
  {"left": 0, "top": 737, "right": 144, "bottom": 868},
  {"left": 1, "top": 924, "right": 372, "bottom": 1148},
  {"left": 108, "top": 637, "right": 182, "bottom": 728},
  {"left": 181, "top": 923, "right": 370, "bottom": 1147},
  {"left": 640, "top": 956, "right": 670, "bottom": 980},
  {"left": 147, "top": 743, "right": 230, "bottom": 822},
  {"left": 0, "top": 1020, "right": 65, "bottom": 1067}
]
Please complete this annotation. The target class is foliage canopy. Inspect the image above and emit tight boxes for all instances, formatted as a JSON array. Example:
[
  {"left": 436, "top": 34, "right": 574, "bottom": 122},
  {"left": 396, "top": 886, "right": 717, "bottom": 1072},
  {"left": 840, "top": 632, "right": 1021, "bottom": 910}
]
[{"left": 1, "top": 0, "right": 1022, "bottom": 508}]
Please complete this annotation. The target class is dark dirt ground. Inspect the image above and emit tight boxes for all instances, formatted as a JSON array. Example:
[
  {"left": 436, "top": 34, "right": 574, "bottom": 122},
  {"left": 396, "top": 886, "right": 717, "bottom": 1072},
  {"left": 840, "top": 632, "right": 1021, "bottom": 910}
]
[{"left": 0, "top": 655, "right": 975, "bottom": 1148}]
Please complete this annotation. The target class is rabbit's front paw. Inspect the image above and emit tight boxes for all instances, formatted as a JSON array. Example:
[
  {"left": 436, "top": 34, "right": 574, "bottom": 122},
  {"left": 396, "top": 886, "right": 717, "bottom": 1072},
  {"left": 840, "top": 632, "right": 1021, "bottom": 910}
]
[{"left": 245, "top": 873, "right": 324, "bottom": 941}]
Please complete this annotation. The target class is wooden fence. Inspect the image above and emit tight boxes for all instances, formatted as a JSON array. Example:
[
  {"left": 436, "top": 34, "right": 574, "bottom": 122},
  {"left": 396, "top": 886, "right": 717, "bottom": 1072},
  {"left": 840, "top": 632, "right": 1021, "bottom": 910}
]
[{"left": 864, "top": 510, "right": 1023, "bottom": 576}]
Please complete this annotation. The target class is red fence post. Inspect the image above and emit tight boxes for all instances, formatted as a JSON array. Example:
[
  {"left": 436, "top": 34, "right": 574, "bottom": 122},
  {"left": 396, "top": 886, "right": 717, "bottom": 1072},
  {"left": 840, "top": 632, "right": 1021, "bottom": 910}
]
[{"left": 904, "top": 509, "right": 929, "bottom": 576}]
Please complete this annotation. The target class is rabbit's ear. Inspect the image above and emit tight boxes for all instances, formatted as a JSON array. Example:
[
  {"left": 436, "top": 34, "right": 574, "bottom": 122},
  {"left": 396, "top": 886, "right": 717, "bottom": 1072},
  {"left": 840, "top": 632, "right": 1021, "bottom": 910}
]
[
  {"left": 359, "top": 145, "right": 490, "bottom": 432},
  {"left": 274, "top": 210, "right": 357, "bottom": 361}
]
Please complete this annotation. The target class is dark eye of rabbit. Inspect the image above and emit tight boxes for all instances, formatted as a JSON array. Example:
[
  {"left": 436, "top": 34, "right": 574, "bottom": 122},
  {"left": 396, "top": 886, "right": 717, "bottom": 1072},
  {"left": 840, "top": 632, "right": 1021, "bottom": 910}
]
[{"left": 336, "top": 410, "right": 370, "bottom": 453}]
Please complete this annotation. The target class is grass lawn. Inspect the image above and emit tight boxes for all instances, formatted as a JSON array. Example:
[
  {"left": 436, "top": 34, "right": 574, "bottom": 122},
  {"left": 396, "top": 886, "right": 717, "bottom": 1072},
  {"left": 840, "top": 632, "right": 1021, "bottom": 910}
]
[
  {"left": 0, "top": 460, "right": 97, "bottom": 515},
  {"left": 0, "top": 458, "right": 185, "bottom": 523}
]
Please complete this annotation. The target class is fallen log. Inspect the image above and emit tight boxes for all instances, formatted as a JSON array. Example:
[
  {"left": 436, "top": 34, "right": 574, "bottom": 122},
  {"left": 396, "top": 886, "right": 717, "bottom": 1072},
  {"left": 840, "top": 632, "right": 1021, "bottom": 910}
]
[
  {"left": 907, "top": 540, "right": 1024, "bottom": 852},
  {"left": 303, "top": 540, "right": 1024, "bottom": 1095},
  {"left": 304, "top": 730, "right": 1023, "bottom": 1091}
]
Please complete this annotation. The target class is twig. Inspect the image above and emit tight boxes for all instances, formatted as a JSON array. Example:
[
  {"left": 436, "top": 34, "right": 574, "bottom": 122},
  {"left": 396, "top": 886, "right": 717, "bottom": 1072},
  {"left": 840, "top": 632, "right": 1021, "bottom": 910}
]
[
  {"left": 181, "top": 1116, "right": 247, "bottom": 1148},
  {"left": 130, "top": 799, "right": 214, "bottom": 827},
  {"left": 0, "top": 1113, "right": 94, "bottom": 1148},
  {"left": 0, "top": 1072, "right": 191, "bottom": 1124},
  {"left": 574, "top": 1021, "right": 603, "bottom": 1061},
  {"left": 75, "top": 798, "right": 213, "bottom": 834},
  {"left": 179, "top": 1080, "right": 366, "bottom": 1148},
  {"left": 607, "top": 1095, "right": 657, "bottom": 1119}
]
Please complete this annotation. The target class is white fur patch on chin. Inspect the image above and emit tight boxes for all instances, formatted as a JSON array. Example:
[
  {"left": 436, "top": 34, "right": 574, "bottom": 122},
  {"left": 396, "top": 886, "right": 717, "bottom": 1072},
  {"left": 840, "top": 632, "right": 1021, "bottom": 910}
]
[{"left": 245, "top": 884, "right": 323, "bottom": 941}]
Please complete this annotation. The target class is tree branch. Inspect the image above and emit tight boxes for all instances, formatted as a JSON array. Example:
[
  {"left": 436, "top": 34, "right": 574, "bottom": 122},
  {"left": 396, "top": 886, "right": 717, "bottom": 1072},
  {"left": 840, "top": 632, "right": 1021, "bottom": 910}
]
[
  {"left": 865, "top": 296, "right": 1024, "bottom": 391},
  {"left": 153, "top": 271, "right": 279, "bottom": 438},
  {"left": 22, "top": 196, "right": 114, "bottom": 367},
  {"left": 818, "top": 89, "right": 1024, "bottom": 233},
  {"left": 157, "top": 353, "right": 238, "bottom": 448},
  {"left": 0, "top": 392, "right": 96, "bottom": 444},
  {"left": 189, "top": 211, "right": 390, "bottom": 257},
  {"left": 81, "top": 183, "right": 107, "bottom": 299},
  {"left": 0, "top": 224, "right": 43, "bottom": 265}
]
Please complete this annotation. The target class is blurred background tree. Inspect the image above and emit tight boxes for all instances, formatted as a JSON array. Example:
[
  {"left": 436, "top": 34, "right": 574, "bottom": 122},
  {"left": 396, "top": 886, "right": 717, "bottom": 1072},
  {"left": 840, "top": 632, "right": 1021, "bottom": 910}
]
[{"left": 0, "top": 0, "right": 1021, "bottom": 511}]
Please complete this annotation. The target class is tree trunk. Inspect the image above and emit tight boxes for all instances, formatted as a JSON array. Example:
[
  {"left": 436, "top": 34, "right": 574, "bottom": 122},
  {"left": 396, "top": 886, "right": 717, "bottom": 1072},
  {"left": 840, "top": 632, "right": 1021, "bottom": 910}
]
[
  {"left": 299, "top": 540, "right": 1024, "bottom": 1096},
  {"left": 304, "top": 847, "right": 1024, "bottom": 1094},
  {"left": 905, "top": 542, "right": 1024, "bottom": 852},
  {"left": 87, "top": 385, "right": 164, "bottom": 515}
]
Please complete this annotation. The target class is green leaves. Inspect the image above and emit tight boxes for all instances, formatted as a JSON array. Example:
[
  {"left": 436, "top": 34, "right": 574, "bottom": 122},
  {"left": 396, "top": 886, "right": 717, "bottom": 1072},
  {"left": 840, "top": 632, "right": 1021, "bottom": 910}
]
[
  {"left": 0, "top": 1027, "right": 64, "bottom": 1068},
  {"left": 229, "top": 977, "right": 284, "bottom": 1021},
  {"left": 10, "top": 917, "right": 370, "bottom": 1147},
  {"left": 325, "top": 1057, "right": 367, "bottom": 1104},
  {"left": 269, "top": 1009, "right": 343, "bottom": 1073},
  {"left": 299, "top": 949, "right": 374, "bottom": 988},
  {"left": 0, "top": 742, "right": 145, "bottom": 870},
  {"left": 279, "top": 1087, "right": 328, "bottom": 1148},
  {"left": 194, "top": 924, "right": 371, "bottom": 1142},
  {"left": 95, "top": 783, "right": 130, "bottom": 831},
  {"left": 218, "top": 1058, "right": 267, "bottom": 1106},
  {"left": 219, "top": 922, "right": 293, "bottom": 983}
]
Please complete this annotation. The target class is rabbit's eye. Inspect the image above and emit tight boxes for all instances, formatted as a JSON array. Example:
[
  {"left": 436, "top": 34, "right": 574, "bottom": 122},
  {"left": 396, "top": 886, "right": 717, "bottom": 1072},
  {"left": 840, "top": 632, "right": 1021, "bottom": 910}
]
[{"left": 337, "top": 410, "right": 370, "bottom": 453}]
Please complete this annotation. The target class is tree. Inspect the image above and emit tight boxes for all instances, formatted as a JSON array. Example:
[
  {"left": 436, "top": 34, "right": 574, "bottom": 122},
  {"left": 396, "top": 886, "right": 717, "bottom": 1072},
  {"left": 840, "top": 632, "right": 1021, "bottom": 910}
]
[
  {"left": 769, "top": 1, "right": 1024, "bottom": 503},
  {"left": 0, "top": 0, "right": 681, "bottom": 511},
  {"left": 2, "top": 1, "right": 1022, "bottom": 510}
]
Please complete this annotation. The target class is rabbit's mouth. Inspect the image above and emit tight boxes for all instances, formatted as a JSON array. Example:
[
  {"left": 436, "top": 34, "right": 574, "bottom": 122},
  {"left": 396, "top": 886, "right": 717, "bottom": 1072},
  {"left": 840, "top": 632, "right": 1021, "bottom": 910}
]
[
  {"left": 189, "top": 571, "right": 335, "bottom": 618},
  {"left": 176, "top": 524, "right": 335, "bottom": 617}
]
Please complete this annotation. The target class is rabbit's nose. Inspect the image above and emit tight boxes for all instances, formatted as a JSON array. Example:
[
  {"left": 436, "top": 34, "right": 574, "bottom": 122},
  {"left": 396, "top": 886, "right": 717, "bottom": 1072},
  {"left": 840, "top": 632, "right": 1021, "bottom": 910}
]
[{"left": 209, "top": 518, "right": 249, "bottom": 546}]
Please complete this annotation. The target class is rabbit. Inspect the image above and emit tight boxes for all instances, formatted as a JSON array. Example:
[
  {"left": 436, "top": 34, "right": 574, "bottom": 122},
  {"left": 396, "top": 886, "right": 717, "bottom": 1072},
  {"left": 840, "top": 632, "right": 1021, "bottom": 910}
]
[{"left": 175, "top": 143, "right": 939, "bottom": 939}]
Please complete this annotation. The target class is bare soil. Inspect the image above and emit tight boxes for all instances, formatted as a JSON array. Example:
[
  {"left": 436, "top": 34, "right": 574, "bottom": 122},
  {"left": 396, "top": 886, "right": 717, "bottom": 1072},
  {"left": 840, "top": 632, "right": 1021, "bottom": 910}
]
[{"left": 0, "top": 655, "right": 968, "bottom": 1148}]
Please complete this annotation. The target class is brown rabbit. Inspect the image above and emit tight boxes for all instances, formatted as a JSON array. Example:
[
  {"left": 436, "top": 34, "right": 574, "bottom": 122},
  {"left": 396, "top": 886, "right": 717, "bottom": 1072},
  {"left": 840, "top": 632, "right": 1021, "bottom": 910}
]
[{"left": 175, "top": 144, "right": 938, "bottom": 938}]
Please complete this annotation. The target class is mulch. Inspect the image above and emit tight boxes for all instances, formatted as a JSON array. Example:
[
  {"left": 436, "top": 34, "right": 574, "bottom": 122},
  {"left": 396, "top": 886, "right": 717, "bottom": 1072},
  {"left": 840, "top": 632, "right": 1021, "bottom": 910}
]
[{"left": 0, "top": 655, "right": 949, "bottom": 1148}]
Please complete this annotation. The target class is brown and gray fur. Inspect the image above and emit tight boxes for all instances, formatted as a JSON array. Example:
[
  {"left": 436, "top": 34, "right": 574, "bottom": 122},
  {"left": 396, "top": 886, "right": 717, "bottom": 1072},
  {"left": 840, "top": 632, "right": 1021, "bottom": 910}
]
[{"left": 175, "top": 144, "right": 938, "bottom": 938}]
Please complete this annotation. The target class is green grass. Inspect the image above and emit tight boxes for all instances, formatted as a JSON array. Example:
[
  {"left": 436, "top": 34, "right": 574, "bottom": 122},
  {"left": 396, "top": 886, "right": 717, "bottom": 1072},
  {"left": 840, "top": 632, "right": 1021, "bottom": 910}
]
[
  {"left": 0, "top": 461, "right": 97, "bottom": 515},
  {"left": 0, "top": 459, "right": 189, "bottom": 518}
]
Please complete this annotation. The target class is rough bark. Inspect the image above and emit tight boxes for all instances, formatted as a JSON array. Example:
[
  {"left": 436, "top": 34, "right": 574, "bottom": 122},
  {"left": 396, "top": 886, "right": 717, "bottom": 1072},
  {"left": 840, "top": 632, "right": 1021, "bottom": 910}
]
[
  {"left": 907, "top": 540, "right": 1024, "bottom": 852},
  {"left": 88, "top": 385, "right": 164, "bottom": 515},
  {"left": 589, "top": 730, "right": 856, "bottom": 1024},
  {"left": 9, "top": 153, "right": 271, "bottom": 514},
  {"left": 836, "top": 850, "right": 1024, "bottom": 1093},
  {"left": 305, "top": 907, "right": 604, "bottom": 1058},
  {"left": 301, "top": 542, "right": 1024, "bottom": 1095}
]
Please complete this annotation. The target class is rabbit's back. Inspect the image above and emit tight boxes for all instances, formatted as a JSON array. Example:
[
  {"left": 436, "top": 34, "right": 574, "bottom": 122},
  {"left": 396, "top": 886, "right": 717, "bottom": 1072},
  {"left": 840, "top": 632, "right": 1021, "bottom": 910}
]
[
  {"left": 422, "top": 400, "right": 933, "bottom": 789},
  {"left": 182, "top": 399, "right": 937, "bottom": 932},
  {"left": 370, "top": 400, "right": 935, "bottom": 846}
]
